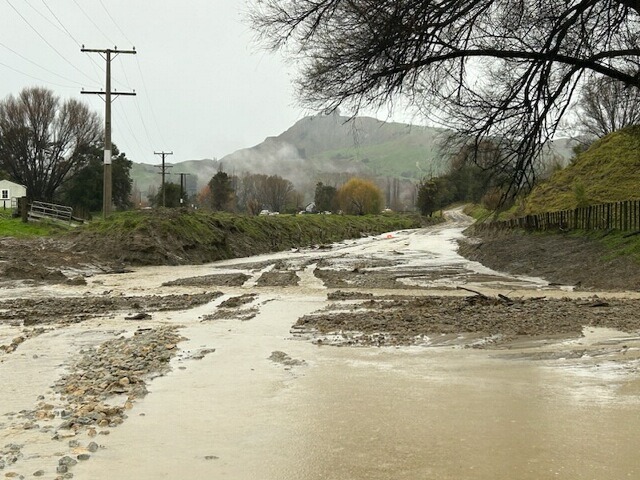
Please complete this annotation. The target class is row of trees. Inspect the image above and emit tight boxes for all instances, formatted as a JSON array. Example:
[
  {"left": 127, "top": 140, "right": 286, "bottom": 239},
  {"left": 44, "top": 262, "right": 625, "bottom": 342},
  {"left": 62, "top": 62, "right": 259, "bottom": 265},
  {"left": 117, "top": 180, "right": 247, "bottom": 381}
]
[
  {"left": 0, "top": 87, "right": 133, "bottom": 214},
  {"left": 0, "top": 85, "right": 387, "bottom": 218},
  {"left": 156, "top": 170, "right": 386, "bottom": 216}
]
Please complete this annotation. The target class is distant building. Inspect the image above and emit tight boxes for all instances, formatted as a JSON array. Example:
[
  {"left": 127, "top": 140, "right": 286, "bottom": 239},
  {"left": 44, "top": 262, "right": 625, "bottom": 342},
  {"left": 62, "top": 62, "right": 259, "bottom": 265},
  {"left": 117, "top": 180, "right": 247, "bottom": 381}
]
[{"left": 0, "top": 180, "right": 27, "bottom": 210}]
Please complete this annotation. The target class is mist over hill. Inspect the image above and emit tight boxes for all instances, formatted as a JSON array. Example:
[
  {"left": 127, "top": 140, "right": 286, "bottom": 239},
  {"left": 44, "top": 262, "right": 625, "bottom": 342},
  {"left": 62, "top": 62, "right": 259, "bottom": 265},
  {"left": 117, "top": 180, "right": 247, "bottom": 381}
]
[
  {"left": 131, "top": 114, "right": 450, "bottom": 197},
  {"left": 130, "top": 113, "right": 574, "bottom": 204}
]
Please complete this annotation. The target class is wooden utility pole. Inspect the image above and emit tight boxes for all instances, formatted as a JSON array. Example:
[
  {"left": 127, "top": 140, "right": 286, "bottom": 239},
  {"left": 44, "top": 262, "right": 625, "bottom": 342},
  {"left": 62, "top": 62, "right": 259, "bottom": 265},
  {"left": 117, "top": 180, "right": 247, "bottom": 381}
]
[
  {"left": 154, "top": 151, "right": 173, "bottom": 207},
  {"left": 81, "top": 46, "right": 136, "bottom": 218},
  {"left": 177, "top": 173, "right": 190, "bottom": 205}
]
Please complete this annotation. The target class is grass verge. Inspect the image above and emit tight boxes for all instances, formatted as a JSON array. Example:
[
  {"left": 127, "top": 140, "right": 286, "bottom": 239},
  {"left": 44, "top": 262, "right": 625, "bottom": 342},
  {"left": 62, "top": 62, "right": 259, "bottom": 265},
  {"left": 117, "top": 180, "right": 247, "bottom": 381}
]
[{"left": 0, "top": 212, "right": 67, "bottom": 237}]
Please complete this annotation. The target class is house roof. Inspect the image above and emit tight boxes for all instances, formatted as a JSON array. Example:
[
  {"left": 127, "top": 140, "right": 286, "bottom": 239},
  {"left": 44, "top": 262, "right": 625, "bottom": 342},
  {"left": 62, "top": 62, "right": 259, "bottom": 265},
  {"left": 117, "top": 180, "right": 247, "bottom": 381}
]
[{"left": 0, "top": 179, "right": 27, "bottom": 190}]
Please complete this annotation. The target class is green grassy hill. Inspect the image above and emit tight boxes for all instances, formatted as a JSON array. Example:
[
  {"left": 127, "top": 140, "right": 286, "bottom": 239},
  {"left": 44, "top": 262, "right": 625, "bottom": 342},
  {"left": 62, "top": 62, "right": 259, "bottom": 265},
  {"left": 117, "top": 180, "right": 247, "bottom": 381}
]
[
  {"left": 130, "top": 114, "right": 575, "bottom": 198},
  {"left": 524, "top": 126, "right": 640, "bottom": 214}
]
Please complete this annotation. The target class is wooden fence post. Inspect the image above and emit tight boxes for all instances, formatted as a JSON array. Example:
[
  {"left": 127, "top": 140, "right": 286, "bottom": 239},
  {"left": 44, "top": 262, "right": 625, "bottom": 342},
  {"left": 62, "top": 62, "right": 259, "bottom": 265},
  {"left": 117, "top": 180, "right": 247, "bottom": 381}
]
[{"left": 19, "top": 196, "right": 28, "bottom": 223}]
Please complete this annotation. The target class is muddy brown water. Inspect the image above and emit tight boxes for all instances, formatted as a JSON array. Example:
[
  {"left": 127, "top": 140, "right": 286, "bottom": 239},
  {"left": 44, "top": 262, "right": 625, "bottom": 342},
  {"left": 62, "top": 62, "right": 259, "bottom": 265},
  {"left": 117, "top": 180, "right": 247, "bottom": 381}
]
[{"left": 2, "top": 208, "right": 640, "bottom": 479}]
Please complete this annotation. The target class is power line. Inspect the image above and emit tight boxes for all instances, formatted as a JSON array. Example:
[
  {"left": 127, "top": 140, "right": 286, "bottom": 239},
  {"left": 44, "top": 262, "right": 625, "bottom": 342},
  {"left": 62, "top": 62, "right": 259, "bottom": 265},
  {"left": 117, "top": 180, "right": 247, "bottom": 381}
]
[
  {"left": 23, "top": 0, "right": 68, "bottom": 36},
  {"left": 40, "top": 0, "right": 104, "bottom": 85},
  {"left": 0, "top": 41, "right": 84, "bottom": 86},
  {"left": 0, "top": 60, "right": 77, "bottom": 89},
  {"left": 41, "top": 0, "right": 81, "bottom": 46},
  {"left": 114, "top": 56, "right": 136, "bottom": 100},
  {"left": 4, "top": 0, "right": 96, "bottom": 84},
  {"left": 135, "top": 57, "right": 167, "bottom": 147},
  {"left": 113, "top": 106, "right": 147, "bottom": 160},
  {"left": 70, "top": 0, "right": 113, "bottom": 45},
  {"left": 97, "top": 0, "right": 134, "bottom": 47}
]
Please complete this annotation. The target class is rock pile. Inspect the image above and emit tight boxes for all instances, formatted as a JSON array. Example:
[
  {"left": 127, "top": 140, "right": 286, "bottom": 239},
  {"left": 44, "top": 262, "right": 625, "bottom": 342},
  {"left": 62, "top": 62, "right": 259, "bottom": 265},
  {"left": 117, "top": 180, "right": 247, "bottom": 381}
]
[
  {"left": 294, "top": 295, "right": 640, "bottom": 346},
  {"left": 51, "top": 326, "right": 183, "bottom": 432},
  {"left": 0, "top": 292, "right": 221, "bottom": 326}
]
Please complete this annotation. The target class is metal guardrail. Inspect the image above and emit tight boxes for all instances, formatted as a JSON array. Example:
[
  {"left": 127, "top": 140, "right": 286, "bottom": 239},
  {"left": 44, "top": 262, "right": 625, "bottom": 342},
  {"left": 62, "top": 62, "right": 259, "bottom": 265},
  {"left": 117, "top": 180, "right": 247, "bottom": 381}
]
[{"left": 29, "top": 201, "right": 74, "bottom": 224}]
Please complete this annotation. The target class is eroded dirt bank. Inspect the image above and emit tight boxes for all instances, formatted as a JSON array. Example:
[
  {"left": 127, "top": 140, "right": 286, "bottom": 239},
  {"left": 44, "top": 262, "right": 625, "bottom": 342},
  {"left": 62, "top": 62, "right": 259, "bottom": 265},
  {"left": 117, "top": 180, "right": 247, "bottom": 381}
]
[{"left": 458, "top": 227, "right": 640, "bottom": 291}]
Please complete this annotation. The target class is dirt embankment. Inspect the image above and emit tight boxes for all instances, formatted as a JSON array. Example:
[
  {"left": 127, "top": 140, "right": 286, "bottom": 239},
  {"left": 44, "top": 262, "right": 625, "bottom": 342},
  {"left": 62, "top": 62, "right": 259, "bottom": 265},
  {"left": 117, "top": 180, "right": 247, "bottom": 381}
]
[
  {"left": 0, "top": 210, "right": 429, "bottom": 284},
  {"left": 458, "top": 228, "right": 640, "bottom": 292},
  {"left": 70, "top": 209, "right": 428, "bottom": 267}
]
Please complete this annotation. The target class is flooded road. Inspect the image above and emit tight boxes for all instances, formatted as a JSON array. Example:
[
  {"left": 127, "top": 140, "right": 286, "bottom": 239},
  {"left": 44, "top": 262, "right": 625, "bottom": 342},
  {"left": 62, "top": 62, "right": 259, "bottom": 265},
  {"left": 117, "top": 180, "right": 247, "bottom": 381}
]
[{"left": 2, "top": 209, "right": 640, "bottom": 479}]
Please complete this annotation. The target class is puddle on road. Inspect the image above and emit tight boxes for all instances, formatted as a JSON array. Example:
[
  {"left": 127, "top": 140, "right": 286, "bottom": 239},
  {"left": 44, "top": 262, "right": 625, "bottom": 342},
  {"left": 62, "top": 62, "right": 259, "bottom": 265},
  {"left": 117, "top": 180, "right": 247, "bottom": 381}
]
[{"left": 72, "top": 297, "right": 640, "bottom": 480}]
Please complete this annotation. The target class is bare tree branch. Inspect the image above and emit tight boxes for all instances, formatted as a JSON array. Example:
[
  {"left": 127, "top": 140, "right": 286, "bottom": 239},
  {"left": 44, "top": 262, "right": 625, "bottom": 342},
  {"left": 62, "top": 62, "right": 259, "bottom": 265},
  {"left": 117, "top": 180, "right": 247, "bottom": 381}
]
[{"left": 251, "top": 0, "right": 640, "bottom": 196}]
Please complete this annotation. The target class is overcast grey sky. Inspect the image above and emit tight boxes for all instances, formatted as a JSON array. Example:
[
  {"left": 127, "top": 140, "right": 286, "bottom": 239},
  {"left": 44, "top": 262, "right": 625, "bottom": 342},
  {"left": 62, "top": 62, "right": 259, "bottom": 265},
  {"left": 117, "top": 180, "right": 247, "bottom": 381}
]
[{"left": 0, "top": 0, "right": 323, "bottom": 164}]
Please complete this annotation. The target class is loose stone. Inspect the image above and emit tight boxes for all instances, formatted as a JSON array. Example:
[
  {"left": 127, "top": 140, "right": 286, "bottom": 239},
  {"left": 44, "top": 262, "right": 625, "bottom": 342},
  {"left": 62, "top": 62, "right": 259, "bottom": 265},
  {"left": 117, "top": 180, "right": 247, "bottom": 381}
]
[{"left": 58, "top": 456, "right": 77, "bottom": 467}]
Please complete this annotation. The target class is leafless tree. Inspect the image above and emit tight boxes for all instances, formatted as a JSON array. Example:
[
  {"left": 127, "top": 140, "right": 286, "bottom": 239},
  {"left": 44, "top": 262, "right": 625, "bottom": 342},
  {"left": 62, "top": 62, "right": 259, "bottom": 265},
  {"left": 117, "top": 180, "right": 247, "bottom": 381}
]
[
  {"left": 257, "top": 174, "right": 294, "bottom": 212},
  {"left": 0, "top": 87, "right": 102, "bottom": 201},
  {"left": 251, "top": 0, "right": 640, "bottom": 197},
  {"left": 575, "top": 74, "right": 640, "bottom": 140},
  {"left": 234, "top": 173, "right": 295, "bottom": 212}
]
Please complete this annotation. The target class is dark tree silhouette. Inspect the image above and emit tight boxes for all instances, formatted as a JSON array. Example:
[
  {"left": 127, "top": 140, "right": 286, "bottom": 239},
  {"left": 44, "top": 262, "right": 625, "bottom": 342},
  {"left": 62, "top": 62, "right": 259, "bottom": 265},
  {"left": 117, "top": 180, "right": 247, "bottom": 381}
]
[
  {"left": 208, "top": 170, "right": 234, "bottom": 211},
  {"left": 0, "top": 87, "right": 102, "bottom": 201},
  {"left": 252, "top": 0, "right": 640, "bottom": 196},
  {"left": 59, "top": 144, "right": 133, "bottom": 212}
]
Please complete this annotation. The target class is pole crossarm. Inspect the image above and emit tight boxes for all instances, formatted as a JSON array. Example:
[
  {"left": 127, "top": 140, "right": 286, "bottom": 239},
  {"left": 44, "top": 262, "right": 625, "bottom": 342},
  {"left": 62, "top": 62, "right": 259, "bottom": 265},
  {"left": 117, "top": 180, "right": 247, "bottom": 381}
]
[
  {"left": 154, "top": 151, "right": 174, "bottom": 208},
  {"left": 81, "top": 46, "right": 137, "bottom": 218},
  {"left": 81, "top": 91, "right": 137, "bottom": 96},
  {"left": 81, "top": 47, "right": 136, "bottom": 54}
]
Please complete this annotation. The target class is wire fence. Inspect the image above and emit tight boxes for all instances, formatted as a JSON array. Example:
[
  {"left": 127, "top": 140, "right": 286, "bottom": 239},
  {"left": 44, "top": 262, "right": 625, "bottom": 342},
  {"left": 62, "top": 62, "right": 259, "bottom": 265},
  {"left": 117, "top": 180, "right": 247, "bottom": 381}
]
[{"left": 475, "top": 200, "right": 640, "bottom": 233}]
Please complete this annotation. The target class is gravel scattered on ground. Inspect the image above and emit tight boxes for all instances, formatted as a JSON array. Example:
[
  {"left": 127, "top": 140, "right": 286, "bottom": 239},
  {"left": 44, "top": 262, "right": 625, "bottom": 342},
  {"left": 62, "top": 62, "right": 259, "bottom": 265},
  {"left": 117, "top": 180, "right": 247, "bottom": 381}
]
[
  {"left": 268, "top": 351, "right": 306, "bottom": 367},
  {"left": 50, "top": 326, "right": 183, "bottom": 432},
  {"left": 293, "top": 294, "right": 640, "bottom": 347},
  {"left": 1, "top": 326, "right": 186, "bottom": 479},
  {"left": 162, "top": 273, "right": 250, "bottom": 287},
  {"left": 202, "top": 307, "right": 259, "bottom": 322},
  {"left": 314, "top": 267, "right": 428, "bottom": 290},
  {"left": 218, "top": 294, "right": 257, "bottom": 308},
  {"left": 257, "top": 270, "right": 300, "bottom": 287},
  {"left": 0, "top": 292, "right": 222, "bottom": 326}
]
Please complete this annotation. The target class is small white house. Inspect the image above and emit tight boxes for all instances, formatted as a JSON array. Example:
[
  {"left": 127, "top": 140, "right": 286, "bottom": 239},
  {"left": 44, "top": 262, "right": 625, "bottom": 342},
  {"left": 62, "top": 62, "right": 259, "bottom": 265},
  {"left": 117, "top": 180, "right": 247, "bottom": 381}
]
[{"left": 0, "top": 180, "right": 27, "bottom": 210}]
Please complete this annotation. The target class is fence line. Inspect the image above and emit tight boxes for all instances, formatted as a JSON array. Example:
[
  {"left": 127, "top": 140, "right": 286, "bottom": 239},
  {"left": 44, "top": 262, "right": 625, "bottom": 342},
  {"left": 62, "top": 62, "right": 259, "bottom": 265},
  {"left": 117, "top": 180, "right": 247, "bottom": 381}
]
[{"left": 475, "top": 199, "right": 640, "bottom": 233}]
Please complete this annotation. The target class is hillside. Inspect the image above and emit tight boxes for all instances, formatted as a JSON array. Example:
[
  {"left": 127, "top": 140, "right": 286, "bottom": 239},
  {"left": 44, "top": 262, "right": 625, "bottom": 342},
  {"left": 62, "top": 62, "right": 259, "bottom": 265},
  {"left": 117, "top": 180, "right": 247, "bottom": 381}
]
[
  {"left": 218, "top": 114, "right": 452, "bottom": 185},
  {"left": 524, "top": 126, "right": 640, "bottom": 213},
  {"left": 130, "top": 113, "right": 575, "bottom": 201}
]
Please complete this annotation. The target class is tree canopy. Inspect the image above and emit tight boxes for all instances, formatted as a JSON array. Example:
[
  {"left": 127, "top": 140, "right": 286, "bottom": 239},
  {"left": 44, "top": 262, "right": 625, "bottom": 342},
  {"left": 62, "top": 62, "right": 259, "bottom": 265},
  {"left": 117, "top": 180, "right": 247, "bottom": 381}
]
[
  {"left": 0, "top": 87, "right": 102, "bottom": 201},
  {"left": 208, "top": 170, "right": 235, "bottom": 211},
  {"left": 58, "top": 144, "right": 132, "bottom": 213},
  {"left": 252, "top": 0, "right": 640, "bottom": 197},
  {"left": 150, "top": 182, "right": 182, "bottom": 208},
  {"left": 338, "top": 178, "right": 384, "bottom": 215}
]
